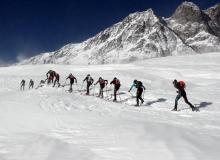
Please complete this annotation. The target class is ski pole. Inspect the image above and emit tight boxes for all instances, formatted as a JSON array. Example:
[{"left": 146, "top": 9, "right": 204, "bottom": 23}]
[
  {"left": 118, "top": 93, "right": 122, "bottom": 102},
  {"left": 117, "top": 90, "right": 122, "bottom": 102},
  {"left": 92, "top": 84, "right": 96, "bottom": 96},
  {"left": 142, "top": 90, "right": 145, "bottom": 100},
  {"left": 129, "top": 91, "right": 134, "bottom": 97},
  {"left": 108, "top": 85, "right": 112, "bottom": 99},
  {"left": 105, "top": 84, "right": 109, "bottom": 98},
  {"left": 80, "top": 81, "right": 84, "bottom": 91}
]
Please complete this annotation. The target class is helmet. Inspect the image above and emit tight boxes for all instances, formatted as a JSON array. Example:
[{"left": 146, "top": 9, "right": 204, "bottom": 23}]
[
  {"left": 69, "top": 73, "right": 72, "bottom": 76},
  {"left": 87, "top": 74, "right": 90, "bottom": 77},
  {"left": 113, "top": 77, "right": 117, "bottom": 80},
  {"left": 133, "top": 79, "right": 137, "bottom": 83},
  {"left": 99, "top": 77, "right": 102, "bottom": 80}
]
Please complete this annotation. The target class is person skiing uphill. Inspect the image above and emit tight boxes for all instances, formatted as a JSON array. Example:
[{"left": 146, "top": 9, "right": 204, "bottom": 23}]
[
  {"left": 172, "top": 79, "right": 196, "bottom": 111},
  {"left": 36, "top": 80, "right": 46, "bottom": 89},
  {"left": 66, "top": 73, "right": 77, "bottom": 92},
  {"left": 20, "top": 80, "right": 25, "bottom": 90},
  {"left": 110, "top": 77, "right": 121, "bottom": 101},
  {"left": 53, "top": 72, "right": 60, "bottom": 87},
  {"left": 29, "top": 79, "right": 34, "bottom": 89},
  {"left": 129, "top": 80, "right": 145, "bottom": 106},
  {"left": 83, "top": 74, "right": 94, "bottom": 95},
  {"left": 94, "top": 77, "right": 108, "bottom": 98},
  {"left": 46, "top": 70, "right": 56, "bottom": 84}
]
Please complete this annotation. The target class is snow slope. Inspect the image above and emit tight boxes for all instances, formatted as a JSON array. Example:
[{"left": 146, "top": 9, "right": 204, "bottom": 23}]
[{"left": 1, "top": 53, "right": 220, "bottom": 160}]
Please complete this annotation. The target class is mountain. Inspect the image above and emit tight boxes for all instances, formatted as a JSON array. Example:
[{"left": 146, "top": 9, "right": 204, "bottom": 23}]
[
  {"left": 166, "top": 1, "right": 220, "bottom": 53},
  {"left": 19, "top": 1, "right": 220, "bottom": 65}
]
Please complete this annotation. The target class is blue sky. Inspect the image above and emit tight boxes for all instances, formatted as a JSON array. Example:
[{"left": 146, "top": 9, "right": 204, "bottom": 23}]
[{"left": 0, "top": 0, "right": 219, "bottom": 64}]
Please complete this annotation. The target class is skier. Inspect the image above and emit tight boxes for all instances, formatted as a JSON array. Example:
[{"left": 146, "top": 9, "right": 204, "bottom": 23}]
[
  {"left": 110, "top": 77, "right": 121, "bottom": 101},
  {"left": 83, "top": 74, "right": 94, "bottom": 95},
  {"left": 46, "top": 70, "right": 56, "bottom": 84},
  {"left": 94, "top": 77, "right": 108, "bottom": 98},
  {"left": 128, "top": 80, "right": 146, "bottom": 106},
  {"left": 36, "top": 80, "right": 46, "bottom": 89},
  {"left": 172, "top": 79, "right": 196, "bottom": 111},
  {"left": 29, "top": 79, "right": 34, "bottom": 89},
  {"left": 20, "top": 80, "right": 25, "bottom": 90},
  {"left": 40, "top": 80, "right": 45, "bottom": 85},
  {"left": 66, "top": 73, "right": 77, "bottom": 92},
  {"left": 53, "top": 72, "right": 60, "bottom": 87}
]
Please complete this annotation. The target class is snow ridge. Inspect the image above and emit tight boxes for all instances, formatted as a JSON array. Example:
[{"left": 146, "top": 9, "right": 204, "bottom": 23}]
[{"left": 19, "top": 2, "right": 220, "bottom": 65}]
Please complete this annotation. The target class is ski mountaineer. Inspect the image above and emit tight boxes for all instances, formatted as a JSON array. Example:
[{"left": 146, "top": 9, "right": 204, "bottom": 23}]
[
  {"left": 94, "top": 77, "right": 108, "bottom": 98},
  {"left": 83, "top": 74, "right": 94, "bottom": 95},
  {"left": 172, "top": 79, "right": 196, "bottom": 111},
  {"left": 36, "top": 80, "right": 46, "bottom": 89},
  {"left": 128, "top": 80, "right": 146, "bottom": 106},
  {"left": 20, "top": 80, "right": 25, "bottom": 90},
  {"left": 110, "top": 77, "right": 121, "bottom": 101},
  {"left": 46, "top": 70, "right": 56, "bottom": 84},
  {"left": 29, "top": 79, "right": 34, "bottom": 89},
  {"left": 53, "top": 73, "right": 60, "bottom": 87},
  {"left": 66, "top": 73, "right": 77, "bottom": 92}
]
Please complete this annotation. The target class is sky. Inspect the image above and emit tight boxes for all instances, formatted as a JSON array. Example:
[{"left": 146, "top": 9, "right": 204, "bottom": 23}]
[{"left": 0, "top": 0, "right": 219, "bottom": 64}]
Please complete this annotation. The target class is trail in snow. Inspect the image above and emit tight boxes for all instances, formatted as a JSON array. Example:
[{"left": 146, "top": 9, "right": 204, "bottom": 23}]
[{"left": 0, "top": 53, "right": 220, "bottom": 160}]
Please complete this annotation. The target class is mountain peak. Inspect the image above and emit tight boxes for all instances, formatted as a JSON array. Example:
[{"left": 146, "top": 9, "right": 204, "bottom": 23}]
[
  {"left": 181, "top": 1, "right": 200, "bottom": 10},
  {"left": 19, "top": 2, "right": 220, "bottom": 65},
  {"left": 171, "top": 1, "right": 203, "bottom": 23},
  {"left": 126, "top": 8, "right": 157, "bottom": 20},
  {"left": 205, "top": 3, "right": 220, "bottom": 26}
]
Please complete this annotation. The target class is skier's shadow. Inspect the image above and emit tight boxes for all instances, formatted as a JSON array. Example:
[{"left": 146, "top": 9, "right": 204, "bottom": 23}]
[
  {"left": 195, "top": 102, "right": 213, "bottom": 109},
  {"left": 144, "top": 98, "right": 167, "bottom": 106}
]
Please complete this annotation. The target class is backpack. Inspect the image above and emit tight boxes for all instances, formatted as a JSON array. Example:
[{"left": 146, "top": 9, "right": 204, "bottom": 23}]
[
  {"left": 136, "top": 81, "right": 143, "bottom": 88},
  {"left": 115, "top": 79, "right": 120, "bottom": 85},
  {"left": 179, "top": 81, "right": 186, "bottom": 89},
  {"left": 88, "top": 77, "right": 93, "bottom": 83}
]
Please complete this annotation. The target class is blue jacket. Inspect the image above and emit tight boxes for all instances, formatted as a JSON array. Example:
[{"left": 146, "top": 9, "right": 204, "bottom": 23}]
[{"left": 129, "top": 82, "right": 145, "bottom": 91}]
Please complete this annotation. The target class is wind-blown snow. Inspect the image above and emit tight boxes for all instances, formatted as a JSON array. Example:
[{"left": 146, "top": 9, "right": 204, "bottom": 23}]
[{"left": 0, "top": 53, "right": 220, "bottom": 160}]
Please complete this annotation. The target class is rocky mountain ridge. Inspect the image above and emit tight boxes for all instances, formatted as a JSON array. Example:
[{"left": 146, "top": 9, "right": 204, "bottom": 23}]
[{"left": 20, "top": 1, "right": 220, "bottom": 65}]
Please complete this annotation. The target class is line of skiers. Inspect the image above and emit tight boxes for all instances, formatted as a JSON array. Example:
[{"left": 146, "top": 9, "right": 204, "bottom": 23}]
[
  {"left": 20, "top": 70, "right": 197, "bottom": 111},
  {"left": 20, "top": 79, "right": 34, "bottom": 90}
]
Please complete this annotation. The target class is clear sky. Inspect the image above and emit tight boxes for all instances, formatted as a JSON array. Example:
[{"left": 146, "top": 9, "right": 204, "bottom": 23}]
[{"left": 0, "top": 0, "right": 219, "bottom": 64}]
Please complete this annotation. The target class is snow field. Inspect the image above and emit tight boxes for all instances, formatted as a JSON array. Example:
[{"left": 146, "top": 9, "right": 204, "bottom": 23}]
[{"left": 0, "top": 53, "right": 220, "bottom": 160}]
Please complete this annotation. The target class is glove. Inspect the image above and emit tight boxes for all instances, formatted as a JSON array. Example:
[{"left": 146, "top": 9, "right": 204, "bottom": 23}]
[{"left": 128, "top": 90, "right": 131, "bottom": 92}]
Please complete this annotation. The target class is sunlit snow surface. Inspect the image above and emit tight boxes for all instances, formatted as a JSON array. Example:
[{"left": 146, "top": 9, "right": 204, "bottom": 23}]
[{"left": 0, "top": 53, "right": 220, "bottom": 160}]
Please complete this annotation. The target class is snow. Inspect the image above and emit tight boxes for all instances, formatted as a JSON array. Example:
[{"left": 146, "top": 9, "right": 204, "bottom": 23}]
[
  {"left": 1, "top": 52, "right": 220, "bottom": 160},
  {"left": 181, "top": 1, "right": 200, "bottom": 11}
]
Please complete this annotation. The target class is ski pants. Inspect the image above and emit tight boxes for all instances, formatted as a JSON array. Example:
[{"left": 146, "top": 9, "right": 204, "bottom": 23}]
[
  {"left": 29, "top": 84, "right": 34, "bottom": 89},
  {"left": 136, "top": 88, "right": 144, "bottom": 105},
  {"left": 86, "top": 82, "right": 92, "bottom": 95},
  {"left": 99, "top": 87, "right": 105, "bottom": 98},
  {"left": 20, "top": 85, "right": 25, "bottom": 90},
  {"left": 53, "top": 78, "right": 59, "bottom": 87},
  {"left": 174, "top": 90, "right": 194, "bottom": 109},
  {"left": 48, "top": 76, "right": 54, "bottom": 84},
  {"left": 113, "top": 85, "right": 120, "bottom": 100},
  {"left": 69, "top": 80, "right": 74, "bottom": 91}
]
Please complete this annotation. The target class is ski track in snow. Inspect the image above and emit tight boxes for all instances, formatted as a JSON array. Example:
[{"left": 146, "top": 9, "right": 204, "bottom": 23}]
[{"left": 0, "top": 53, "right": 220, "bottom": 160}]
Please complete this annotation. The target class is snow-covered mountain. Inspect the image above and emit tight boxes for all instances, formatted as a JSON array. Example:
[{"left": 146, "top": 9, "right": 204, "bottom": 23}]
[
  {"left": 20, "top": 1, "right": 220, "bottom": 65},
  {"left": 166, "top": 2, "right": 220, "bottom": 53}
]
